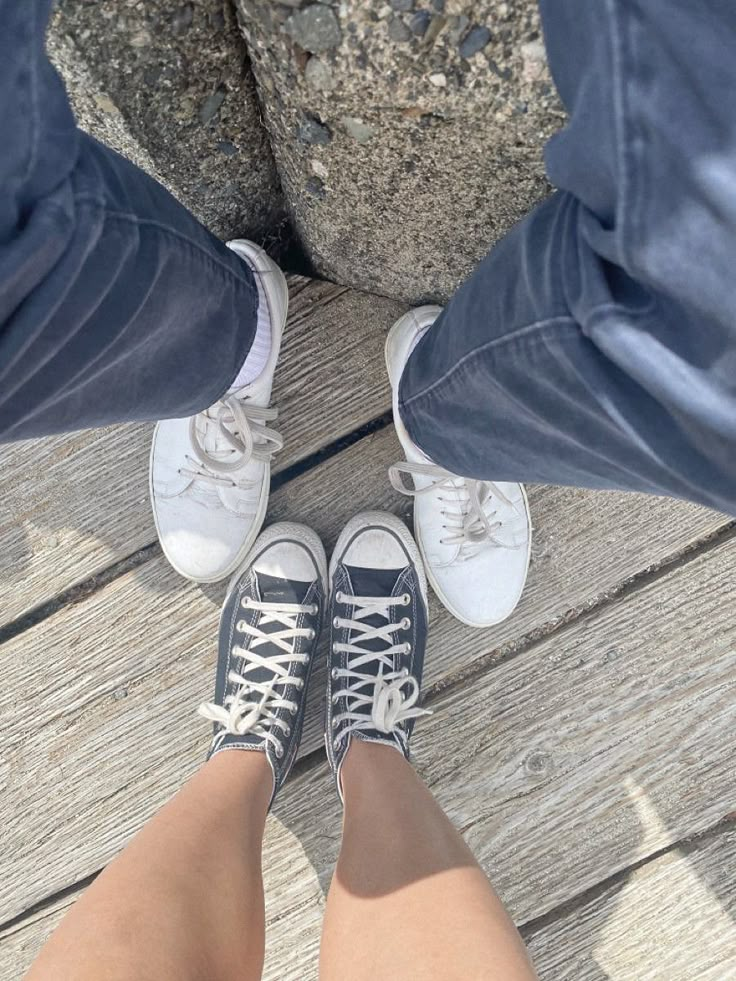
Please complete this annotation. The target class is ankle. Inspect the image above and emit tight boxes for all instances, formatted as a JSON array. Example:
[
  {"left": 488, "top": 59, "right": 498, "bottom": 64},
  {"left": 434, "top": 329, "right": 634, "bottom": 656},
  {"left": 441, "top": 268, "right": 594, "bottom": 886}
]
[
  {"left": 340, "top": 738, "right": 413, "bottom": 802},
  {"left": 203, "top": 749, "right": 273, "bottom": 812}
]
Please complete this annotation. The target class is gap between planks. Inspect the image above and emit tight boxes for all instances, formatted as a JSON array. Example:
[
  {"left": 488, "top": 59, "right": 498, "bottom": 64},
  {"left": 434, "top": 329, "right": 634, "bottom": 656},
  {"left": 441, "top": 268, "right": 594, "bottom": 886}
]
[
  {"left": 2, "top": 534, "right": 735, "bottom": 978},
  {"left": 0, "top": 423, "right": 729, "bottom": 921},
  {"left": 0, "top": 275, "right": 407, "bottom": 629}
]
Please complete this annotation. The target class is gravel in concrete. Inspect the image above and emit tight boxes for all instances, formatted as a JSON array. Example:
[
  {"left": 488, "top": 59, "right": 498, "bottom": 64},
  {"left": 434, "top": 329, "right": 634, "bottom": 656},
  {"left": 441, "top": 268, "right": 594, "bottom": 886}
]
[
  {"left": 54, "top": 0, "right": 285, "bottom": 243},
  {"left": 237, "top": 0, "right": 564, "bottom": 301}
]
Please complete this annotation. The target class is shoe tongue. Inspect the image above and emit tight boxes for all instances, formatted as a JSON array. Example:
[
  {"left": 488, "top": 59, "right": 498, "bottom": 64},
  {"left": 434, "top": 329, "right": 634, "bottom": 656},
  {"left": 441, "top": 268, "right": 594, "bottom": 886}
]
[
  {"left": 256, "top": 572, "right": 310, "bottom": 606},
  {"left": 238, "top": 574, "right": 309, "bottom": 686},
  {"left": 343, "top": 565, "right": 404, "bottom": 601},
  {"left": 342, "top": 566, "right": 407, "bottom": 741}
]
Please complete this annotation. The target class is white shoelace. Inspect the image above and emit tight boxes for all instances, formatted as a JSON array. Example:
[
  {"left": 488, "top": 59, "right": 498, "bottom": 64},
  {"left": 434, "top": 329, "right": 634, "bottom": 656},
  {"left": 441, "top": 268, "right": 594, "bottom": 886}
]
[
  {"left": 179, "top": 395, "right": 283, "bottom": 491},
  {"left": 331, "top": 591, "right": 430, "bottom": 745},
  {"left": 199, "top": 597, "right": 317, "bottom": 758},
  {"left": 389, "top": 461, "right": 523, "bottom": 563}
]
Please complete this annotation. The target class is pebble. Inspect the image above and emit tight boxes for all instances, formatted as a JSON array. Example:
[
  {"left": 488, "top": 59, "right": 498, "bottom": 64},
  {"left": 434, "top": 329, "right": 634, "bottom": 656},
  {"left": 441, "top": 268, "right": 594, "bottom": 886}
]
[
  {"left": 521, "top": 39, "right": 548, "bottom": 83},
  {"left": 341, "top": 116, "right": 376, "bottom": 143},
  {"left": 421, "top": 13, "right": 447, "bottom": 48},
  {"left": 304, "top": 56, "right": 334, "bottom": 91},
  {"left": 284, "top": 5, "right": 342, "bottom": 53},
  {"left": 93, "top": 93, "right": 117, "bottom": 114},
  {"left": 428, "top": 71, "right": 447, "bottom": 87},
  {"left": 297, "top": 114, "right": 332, "bottom": 145},
  {"left": 431, "top": 0, "right": 444, "bottom": 9},
  {"left": 447, "top": 13, "right": 469, "bottom": 43},
  {"left": 129, "top": 28, "right": 151, "bottom": 48},
  {"left": 409, "top": 9, "right": 431, "bottom": 36},
  {"left": 311, "top": 159, "right": 329, "bottom": 179},
  {"left": 458, "top": 24, "right": 491, "bottom": 59},
  {"left": 217, "top": 140, "right": 238, "bottom": 156},
  {"left": 388, "top": 15, "right": 412, "bottom": 42},
  {"left": 389, "top": 0, "right": 413, "bottom": 10},
  {"left": 305, "top": 175, "right": 327, "bottom": 199},
  {"left": 199, "top": 85, "right": 227, "bottom": 125}
]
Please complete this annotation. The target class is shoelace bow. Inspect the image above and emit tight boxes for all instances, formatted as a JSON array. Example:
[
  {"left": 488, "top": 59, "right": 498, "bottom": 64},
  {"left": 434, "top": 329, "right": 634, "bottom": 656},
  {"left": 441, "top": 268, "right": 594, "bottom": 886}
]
[
  {"left": 199, "top": 597, "right": 317, "bottom": 758},
  {"left": 331, "top": 592, "right": 430, "bottom": 746},
  {"left": 180, "top": 394, "right": 283, "bottom": 490},
  {"left": 389, "top": 461, "right": 523, "bottom": 563}
]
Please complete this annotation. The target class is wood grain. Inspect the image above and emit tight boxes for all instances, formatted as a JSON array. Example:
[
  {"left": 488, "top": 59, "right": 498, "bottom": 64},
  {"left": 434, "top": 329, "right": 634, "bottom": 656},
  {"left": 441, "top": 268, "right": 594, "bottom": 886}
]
[
  {"left": 0, "top": 426, "right": 727, "bottom": 923},
  {"left": 0, "top": 277, "right": 405, "bottom": 627},
  {"left": 1, "top": 536, "right": 735, "bottom": 979},
  {"left": 525, "top": 824, "right": 736, "bottom": 980}
]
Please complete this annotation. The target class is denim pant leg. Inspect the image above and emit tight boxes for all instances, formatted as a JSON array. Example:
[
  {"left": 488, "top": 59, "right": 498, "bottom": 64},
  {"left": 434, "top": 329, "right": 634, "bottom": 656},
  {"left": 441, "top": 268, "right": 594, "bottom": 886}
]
[
  {"left": 399, "top": 0, "right": 736, "bottom": 516},
  {"left": 0, "top": 0, "right": 258, "bottom": 442}
]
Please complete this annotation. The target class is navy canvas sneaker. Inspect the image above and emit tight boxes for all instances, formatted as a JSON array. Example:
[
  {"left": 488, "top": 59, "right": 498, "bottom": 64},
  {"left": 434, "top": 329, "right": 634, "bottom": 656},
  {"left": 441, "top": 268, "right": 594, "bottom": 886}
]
[
  {"left": 326, "top": 512, "right": 431, "bottom": 801},
  {"left": 199, "top": 523, "right": 327, "bottom": 805}
]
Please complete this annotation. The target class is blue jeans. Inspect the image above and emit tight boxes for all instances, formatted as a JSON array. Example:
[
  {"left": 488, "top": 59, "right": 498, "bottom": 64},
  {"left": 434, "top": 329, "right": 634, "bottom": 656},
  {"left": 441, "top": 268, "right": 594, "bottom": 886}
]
[
  {"left": 401, "top": 0, "right": 736, "bottom": 515},
  {"left": 0, "top": 0, "right": 257, "bottom": 439},
  {"left": 2, "top": 0, "right": 735, "bottom": 516}
]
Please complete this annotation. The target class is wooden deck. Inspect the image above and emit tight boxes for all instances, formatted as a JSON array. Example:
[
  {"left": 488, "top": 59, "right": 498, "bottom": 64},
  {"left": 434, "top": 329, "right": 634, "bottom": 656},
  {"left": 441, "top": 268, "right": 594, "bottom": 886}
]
[{"left": 1, "top": 275, "right": 735, "bottom": 980}]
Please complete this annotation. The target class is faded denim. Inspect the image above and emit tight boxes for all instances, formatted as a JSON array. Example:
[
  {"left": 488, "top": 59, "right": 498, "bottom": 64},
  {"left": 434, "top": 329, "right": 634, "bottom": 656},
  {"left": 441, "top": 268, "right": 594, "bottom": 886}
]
[
  {"left": 2, "top": 0, "right": 736, "bottom": 519},
  {"left": 401, "top": 0, "right": 736, "bottom": 515},
  {"left": 0, "top": 0, "right": 256, "bottom": 440}
]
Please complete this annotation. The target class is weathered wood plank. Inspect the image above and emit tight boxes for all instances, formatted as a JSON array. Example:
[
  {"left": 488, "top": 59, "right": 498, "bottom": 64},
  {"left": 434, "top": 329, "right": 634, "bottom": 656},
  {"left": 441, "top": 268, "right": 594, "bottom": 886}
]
[
  {"left": 0, "top": 427, "right": 727, "bottom": 922},
  {"left": 0, "top": 276, "right": 405, "bottom": 628},
  {"left": 2, "top": 536, "right": 735, "bottom": 979},
  {"left": 525, "top": 824, "right": 736, "bottom": 980}
]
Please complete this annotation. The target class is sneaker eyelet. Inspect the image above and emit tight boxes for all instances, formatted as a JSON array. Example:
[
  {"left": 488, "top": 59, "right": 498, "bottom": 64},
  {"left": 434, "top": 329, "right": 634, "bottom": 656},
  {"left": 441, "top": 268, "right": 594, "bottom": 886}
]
[
  {"left": 331, "top": 718, "right": 338, "bottom": 729},
  {"left": 402, "top": 667, "right": 410, "bottom": 678},
  {"left": 241, "top": 597, "right": 251, "bottom": 609},
  {"left": 284, "top": 725, "right": 291, "bottom": 737},
  {"left": 333, "top": 737, "right": 341, "bottom": 751},
  {"left": 310, "top": 604, "right": 319, "bottom": 615},
  {"left": 331, "top": 694, "right": 339, "bottom": 705},
  {"left": 335, "top": 590, "right": 344, "bottom": 603},
  {"left": 289, "top": 705, "right": 298, "bottom": 715},
  {"left": 331, "top": 667, "right": 339, "bottom": 680},
  {"left": 401, "top": 617, "right": 411, "bottom": 630},
  {"left": 275, "top": 746, "right": 284, "bottom": 760},
  {"left": 332, "top": 616, "right": 341, "bottom": 629},
  {"left": 236, "top": 620, "right": 247, "bottom": 632},
  {"left": 307, "top": 628, "right": 316, "bottom": 640},
  {"left": 401, "top": 593, "right": 411, "bottom": 606},
  {"left": 404, "top": 643, "right": 412, "bottom": 654}
]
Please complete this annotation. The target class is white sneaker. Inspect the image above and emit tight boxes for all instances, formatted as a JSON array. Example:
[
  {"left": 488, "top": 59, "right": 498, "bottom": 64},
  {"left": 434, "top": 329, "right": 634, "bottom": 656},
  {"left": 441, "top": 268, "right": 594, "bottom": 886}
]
[
  {"left": 150, "top": 240, "right": 288, "bottom": 583},
  {"left": 385, "top": 306, "right": 532, "bottom": 628}
]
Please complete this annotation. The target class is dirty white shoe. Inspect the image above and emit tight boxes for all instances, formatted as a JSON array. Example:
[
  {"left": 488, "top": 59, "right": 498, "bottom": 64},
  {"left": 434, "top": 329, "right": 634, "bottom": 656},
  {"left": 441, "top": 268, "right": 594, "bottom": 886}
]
[
  {"left": 150, "top": 240, "right": 288, "bottom": 583},
  {"left": 385, "top": 306, "right": 531, "bottom": 628}
]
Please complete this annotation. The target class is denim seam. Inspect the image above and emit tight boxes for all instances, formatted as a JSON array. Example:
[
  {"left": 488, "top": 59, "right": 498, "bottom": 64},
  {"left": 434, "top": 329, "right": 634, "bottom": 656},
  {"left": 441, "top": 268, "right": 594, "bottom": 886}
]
[
  {"left": 584, "top": 301, "right": 657, "bottom": 332},
  {"left": 104, "top": 211, "right": 255, "bottom": 291},
  {"left": 607, "top": 0, "right": 638, "bottom": 268},
  {"left": 400, "top": 315, "right": 578, "bottom": 408},
  {"left": 23, "top": 0, "right": 41, "bottom": 187}
]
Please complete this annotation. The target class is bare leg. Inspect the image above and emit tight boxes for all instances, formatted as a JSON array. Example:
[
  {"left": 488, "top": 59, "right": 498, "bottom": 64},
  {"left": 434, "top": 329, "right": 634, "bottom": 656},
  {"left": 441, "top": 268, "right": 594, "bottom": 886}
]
[
  {"left": 27, "top": 752, "right": 272, "bottom": 981},
  {"left": 320, "top": 741, "right": 536, "bottom": 981}
]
